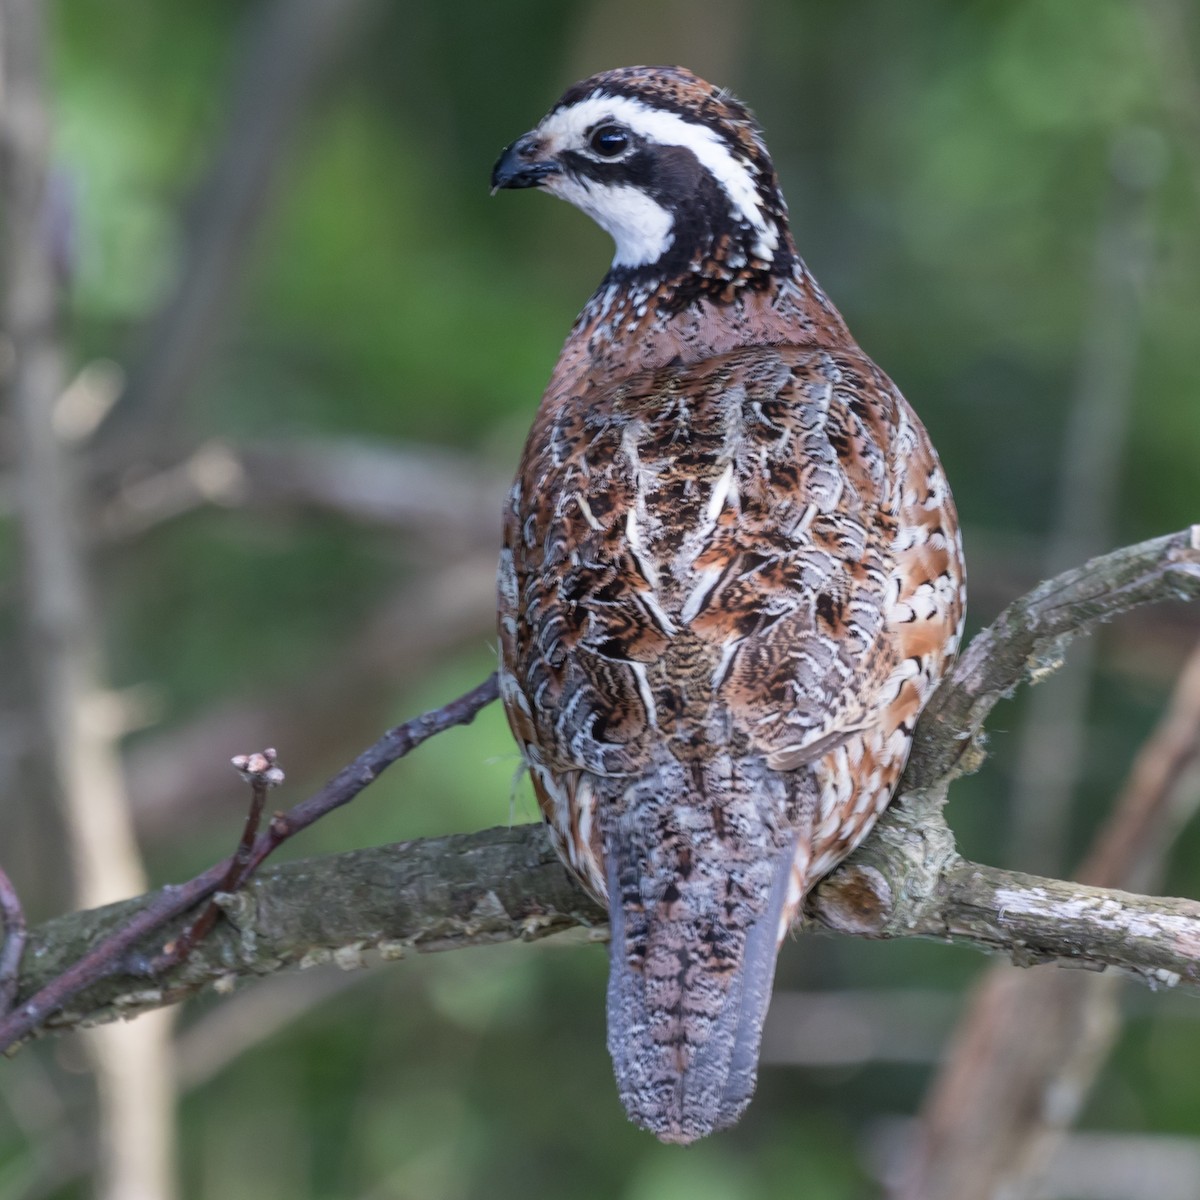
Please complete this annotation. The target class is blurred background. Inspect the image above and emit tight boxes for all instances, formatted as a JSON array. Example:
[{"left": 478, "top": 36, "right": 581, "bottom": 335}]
[{"left": 1, "top": 0, "right": 1199, "bottom": 1197}]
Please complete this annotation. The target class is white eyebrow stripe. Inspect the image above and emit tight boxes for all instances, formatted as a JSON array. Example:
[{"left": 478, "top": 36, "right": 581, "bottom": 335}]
[{"left": 540, "top": 93, "right": 778, "bottom": 255}]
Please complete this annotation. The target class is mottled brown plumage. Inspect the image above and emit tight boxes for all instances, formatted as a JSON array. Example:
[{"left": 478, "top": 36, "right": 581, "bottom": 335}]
[{"left": 493, "top": 66, "right": 965, "bottom": 1142}]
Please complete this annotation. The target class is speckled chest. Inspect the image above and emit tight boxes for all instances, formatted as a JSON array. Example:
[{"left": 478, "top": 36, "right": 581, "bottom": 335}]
[{"left": 499, "top": 344, "right": 910, "bottom": 769}]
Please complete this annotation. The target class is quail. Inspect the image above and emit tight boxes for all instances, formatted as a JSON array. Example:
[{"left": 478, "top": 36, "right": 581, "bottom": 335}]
[{"left": 493, "top": 66, "right": 965, "bottom": 1144}]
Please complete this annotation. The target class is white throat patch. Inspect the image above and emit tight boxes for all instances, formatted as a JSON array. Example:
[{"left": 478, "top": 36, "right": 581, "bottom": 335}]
[
  {"left": 539, "top": 92, "right": 780, "bottom": 263},
  {"left": 552, "top": 176, "right": 674, "bottom": 267}
]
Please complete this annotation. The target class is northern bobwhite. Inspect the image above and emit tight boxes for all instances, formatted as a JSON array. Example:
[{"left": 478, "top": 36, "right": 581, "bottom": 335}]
[{"left": 492, "top": 66, "right": 965, "bottom": 1144}]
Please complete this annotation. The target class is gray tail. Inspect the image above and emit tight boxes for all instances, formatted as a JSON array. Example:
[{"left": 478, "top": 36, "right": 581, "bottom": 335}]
[{"left": 604, "top": 837, "right": 800, "bottom": 1144}]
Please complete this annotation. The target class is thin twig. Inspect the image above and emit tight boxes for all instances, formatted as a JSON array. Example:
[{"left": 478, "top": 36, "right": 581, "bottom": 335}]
[
  {"left": 0, "top": 674, "right": 499, "bottom": 1054},
  {"left": 0, "top": 867, "right": 27, "bottom": 1015},
  {"left": 154, "top": 750, "right": 284, "bottom": 972}
]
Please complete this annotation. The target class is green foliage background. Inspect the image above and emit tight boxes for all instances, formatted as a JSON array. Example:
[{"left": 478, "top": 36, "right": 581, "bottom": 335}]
[{"left": 2, "top": 1, "right": 1199, "bottom": 1196}]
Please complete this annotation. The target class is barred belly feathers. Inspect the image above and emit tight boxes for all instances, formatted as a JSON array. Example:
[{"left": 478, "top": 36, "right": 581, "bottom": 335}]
[{"left": 492, "top": 66, "right": 966, "bottom": 1143}]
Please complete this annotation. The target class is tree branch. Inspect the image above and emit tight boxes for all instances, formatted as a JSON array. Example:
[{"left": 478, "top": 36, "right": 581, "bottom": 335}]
[
  {"left": 905, "top": 860, "right": 1200, "bottom": 985},
  {"left": 11, "top": 829, "right": 1200, "bottom": 1039},
  {"left": 4, "top": 526, "right": 1200, "bottom": 1045},
  {"left": 0, "top": 674, "right": 499, "bottom": 1052},
  {"left": 15, "top": 826, "right": 606, "bottom": 1034}
]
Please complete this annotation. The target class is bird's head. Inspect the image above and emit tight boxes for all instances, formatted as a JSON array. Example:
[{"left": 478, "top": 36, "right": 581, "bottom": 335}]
[{"left": 492, "top": 66, "right": 795, "bottom": 286}]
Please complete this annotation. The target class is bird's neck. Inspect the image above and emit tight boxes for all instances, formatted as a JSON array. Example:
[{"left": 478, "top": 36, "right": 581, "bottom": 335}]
[{"left": 552, "top": 258, "right": 854, "bottom": 395}]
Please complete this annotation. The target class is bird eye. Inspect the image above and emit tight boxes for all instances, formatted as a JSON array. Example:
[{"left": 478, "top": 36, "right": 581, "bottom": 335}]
[{"left": 589, "top": 125, "right": 629, "bottom": 157}]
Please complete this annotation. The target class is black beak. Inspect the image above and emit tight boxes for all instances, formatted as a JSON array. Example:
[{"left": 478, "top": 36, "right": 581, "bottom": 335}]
[{"left": 491, "top": 132, "right": 562, "bottom": 193}]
